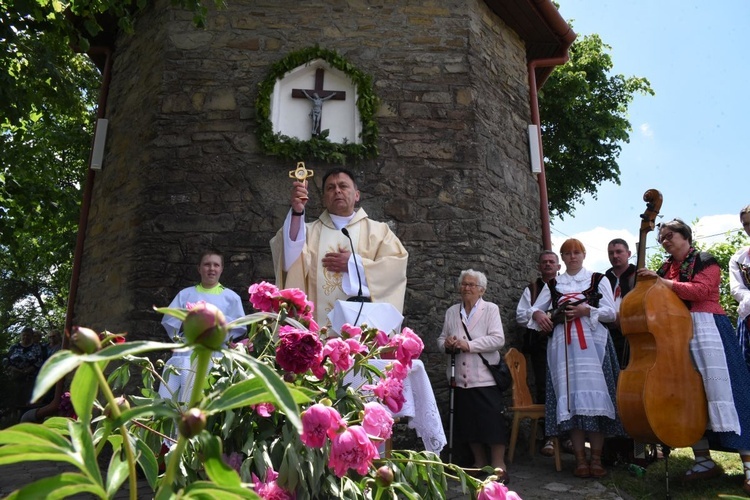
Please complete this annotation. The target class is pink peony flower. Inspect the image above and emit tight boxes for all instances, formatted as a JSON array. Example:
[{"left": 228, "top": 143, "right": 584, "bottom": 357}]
[
  {"left": 300, "top": 403, "right": 345, "bottom": 448},
  {"left": 374, "top": 330, "right": 390, "bottom": 347},
  {"left": 248, "top": 282, "right": 280, "bottom": 312},
  {"left": 229, "top": 337, "right": 254, "bottom": 353},
  {"left": 252, "top": 468, "right": 296, "bottom": 500},
  {"left": 322, "top": 338, "right": 353, "bottom": 372},
  {"left": 340, "top": 323, "right": 362, "bottom": 339},
  {"left": 253, "top": 402, "right": 276, "bottom": 417},
  {"left": 275, "top": 326, "right": 323, "bottom": 374},
  {"left": 477, "top": 480, "right": 515, "bottom": 500},
  {"left": 392, "top": 327, "right": 424, "bottom": 368},
  {"left": 386, "top": 360, "right": 408, "bottom": 382},
  {"left": 367, "top": 376, "right": 405, "bottom": 413},
  {"left": 362, "top": 402, "right": 393, "bottom": 441},
  {"left": 278, "top": 288, "right": 312, "bottom": 317},
  {"left": 328, "top": 425, "right": 379, "bottom": 477}
]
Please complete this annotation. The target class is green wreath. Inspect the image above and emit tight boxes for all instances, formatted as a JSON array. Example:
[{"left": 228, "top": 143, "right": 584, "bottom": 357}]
[{"left": 255, "top": 46, "right": 379, "bottom": 165}]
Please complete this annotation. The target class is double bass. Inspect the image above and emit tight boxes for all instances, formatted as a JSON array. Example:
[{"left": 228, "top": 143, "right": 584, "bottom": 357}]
[{"left": 616, "top": 189, "right": 707, "bottom": 448}]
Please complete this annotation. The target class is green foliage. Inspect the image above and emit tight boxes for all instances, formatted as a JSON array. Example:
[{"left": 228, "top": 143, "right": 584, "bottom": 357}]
[
  {"left": 0, "top": 296, "right": 504, "bottom": 499},
  {"left": 0, "top": 0, "right": 222, "bottom": 347},
  {"left": 255, "top": 46, "right": 380, "bottom": 164},
  {"left": 0, "top": 14, "right": 101, "bottom": 341},
  {"left": 540, "top": 33, "right": 654, "bottom": 219}
]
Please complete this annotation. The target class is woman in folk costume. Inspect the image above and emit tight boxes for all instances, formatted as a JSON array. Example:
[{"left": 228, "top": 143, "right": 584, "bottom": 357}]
[
  {"left": 730, "top": 204, "right": 750, "bottom": 371},
  {"left": 529, "top": 238, "right": 624, "bottom": 479},
  {"left": 639, "top": 218, "right": 750, "bottom": 493}
]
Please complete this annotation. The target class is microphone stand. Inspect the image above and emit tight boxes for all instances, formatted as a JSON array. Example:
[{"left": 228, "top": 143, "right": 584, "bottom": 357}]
[{"left": 341, "top": 227, "right": 369, "bottom": 325}]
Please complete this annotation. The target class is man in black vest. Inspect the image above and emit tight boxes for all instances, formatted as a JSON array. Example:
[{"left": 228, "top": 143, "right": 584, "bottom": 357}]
[
  {"left": 604, "top": 238, "right": 636, "bottom": 368},
  {"left": 516, "top": 250, "right": 560, "bottom": 456}
]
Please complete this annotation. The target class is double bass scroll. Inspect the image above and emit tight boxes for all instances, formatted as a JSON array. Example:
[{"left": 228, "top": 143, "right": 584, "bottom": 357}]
[{"left": 615, "top": 189, "right": 708, "bottom": 448}]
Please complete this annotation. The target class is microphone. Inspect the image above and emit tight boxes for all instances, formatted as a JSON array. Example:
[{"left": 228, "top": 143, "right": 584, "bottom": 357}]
[{"left": 341, "top": 228, "right": 371, "bottom": 304}]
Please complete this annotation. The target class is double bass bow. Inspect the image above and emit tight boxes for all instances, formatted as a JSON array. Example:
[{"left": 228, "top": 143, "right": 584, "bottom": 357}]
[{"left": 616, "top": 189, "right": 707, "bottom": 448}]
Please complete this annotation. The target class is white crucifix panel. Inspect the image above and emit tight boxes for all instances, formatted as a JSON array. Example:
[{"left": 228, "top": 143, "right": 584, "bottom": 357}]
[{"left": 271, "top": 60, "right": 362, "bottom": 144}]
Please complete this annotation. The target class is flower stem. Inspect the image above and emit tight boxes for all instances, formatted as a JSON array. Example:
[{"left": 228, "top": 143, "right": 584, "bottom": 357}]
[
  {"left": 157, "top": 348, "right": 213, "bottom": 497},
  {"left": 92, "top": 363, "right": 138, "bottom": 500}
]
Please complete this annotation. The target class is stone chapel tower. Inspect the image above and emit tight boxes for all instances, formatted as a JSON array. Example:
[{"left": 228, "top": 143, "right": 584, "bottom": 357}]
[{"left": 73, "top": 0, "right": 573, "bottom": 401}]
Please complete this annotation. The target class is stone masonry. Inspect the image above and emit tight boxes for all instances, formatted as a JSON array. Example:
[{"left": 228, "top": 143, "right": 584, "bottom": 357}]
[{"left": 74, "top": 0, "right": 546, "bottom": 439}]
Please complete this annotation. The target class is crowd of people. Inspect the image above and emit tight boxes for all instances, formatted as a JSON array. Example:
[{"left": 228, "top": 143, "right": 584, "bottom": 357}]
[
  {"left": 511, "top": 204, "right": 750, "bottom": 494},
  {"left": 5, "top": 164, "right": 750, "bottom": 494}
]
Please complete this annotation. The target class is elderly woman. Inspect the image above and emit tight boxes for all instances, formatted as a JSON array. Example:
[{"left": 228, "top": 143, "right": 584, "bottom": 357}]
[
  {"left": 639, "top": 219, "right": 750, "bottom": 493},
  {"left": 529, "top": 238, "right": 624, "bottom": 479},
  {"left": 437, "top": 269, "right": 508, "bottom": 479}
]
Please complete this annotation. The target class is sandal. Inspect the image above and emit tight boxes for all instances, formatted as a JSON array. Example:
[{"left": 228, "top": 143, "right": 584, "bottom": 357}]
[
  {"left": 540, "top": 439, "right": 555, "bottom": 457},
  {"left": 494, "top": 468, "right": 509, "bottom": 484},
  {"left": 590, "top": 449, "right": 607, "bottom": 478},
  {"left": 573, "top": 450, "right": 590, "bottom": 478},
  {"left": 682, "top": 455, "right": 723, "bottom": 482},
  {"left": 562, "top": 439, "right": 575, "bottom": 454}
]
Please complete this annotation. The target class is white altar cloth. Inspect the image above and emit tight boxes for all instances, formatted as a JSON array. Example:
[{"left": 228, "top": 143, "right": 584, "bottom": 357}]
[
  {"left": 345, "top": 359, "right": 446, "bottom": 454},
  {"left": 328, "top": 301, "right": 404, "bottom": 335}
]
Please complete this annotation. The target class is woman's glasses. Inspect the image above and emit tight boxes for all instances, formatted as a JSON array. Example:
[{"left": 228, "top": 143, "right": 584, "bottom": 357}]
[{"left": 658, "top": 231, "right": 675, "bottom": 244}]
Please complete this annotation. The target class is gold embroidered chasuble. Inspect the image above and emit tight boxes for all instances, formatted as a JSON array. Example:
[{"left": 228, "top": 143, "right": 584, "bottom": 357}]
[{"left": 271, "top": 208, "right": 408, "bottom": 327}]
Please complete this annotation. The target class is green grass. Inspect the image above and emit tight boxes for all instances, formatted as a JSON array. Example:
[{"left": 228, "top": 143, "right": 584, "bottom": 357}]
[{"left": 607, "top": 448, "right": 747, "bottom": 499}]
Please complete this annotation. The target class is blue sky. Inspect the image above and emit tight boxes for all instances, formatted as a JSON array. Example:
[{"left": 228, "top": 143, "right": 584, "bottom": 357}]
[{"left": 549, "top": 0, "right": 749, "bottom": 273}]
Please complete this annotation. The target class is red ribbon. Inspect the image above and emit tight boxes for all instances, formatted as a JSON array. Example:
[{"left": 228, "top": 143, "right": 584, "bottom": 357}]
[{"left": 561, "top": 293, "right": 587, "bottom": 350}]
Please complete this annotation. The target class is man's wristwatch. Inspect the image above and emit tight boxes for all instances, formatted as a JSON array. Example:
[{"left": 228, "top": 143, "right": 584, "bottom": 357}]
[{"left": 291, "top": 208, "right": 305, "bottom": 216}]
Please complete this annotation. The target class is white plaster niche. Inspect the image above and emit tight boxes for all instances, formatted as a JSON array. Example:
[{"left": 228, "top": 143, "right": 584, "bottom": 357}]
[{"left": 271, "top": 59, "right": 361, "bottom": 144}]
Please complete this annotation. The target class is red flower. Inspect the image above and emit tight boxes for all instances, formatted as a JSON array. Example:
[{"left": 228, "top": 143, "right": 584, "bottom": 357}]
[{"left": 275, "top": 326, "right": 322, "bottom": 374}]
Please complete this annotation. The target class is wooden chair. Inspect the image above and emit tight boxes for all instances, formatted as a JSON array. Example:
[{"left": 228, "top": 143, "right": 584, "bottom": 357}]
[{"left": 505, "top": 347, "right": 561, "bottom": 471}]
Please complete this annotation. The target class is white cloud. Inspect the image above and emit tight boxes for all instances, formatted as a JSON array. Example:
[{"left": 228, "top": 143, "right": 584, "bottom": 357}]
[
  {"left": 693, "top": 214, "right": 741, "bottom": 246},
  {"left": 639, "top": 123, "right": 654, "bottom": 138}
]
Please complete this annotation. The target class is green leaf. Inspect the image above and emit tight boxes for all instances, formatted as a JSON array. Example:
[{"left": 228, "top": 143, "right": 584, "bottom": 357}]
[
  {"left": 201, "top": 434, "right": 241, "bottom": 488},
  {"left": 3, "top": 472, "right": 106, "bottom": 500},
  {"left": 103, "top": 435, "right": 130, "bottom": 497},
  {"left": 68, "top": 420, "right": 103, "bottom": 486},
  {"left": 70, "top": 362, "right": 98, "bottom": 423},
  {"left": 204, "top": 378, "right": 310, "bottom": 414},
  {"left": 133, "top": 435, "right": 160, "bottom": 490},
  {"left": 78, "top": 341, "right": 178, "bottom": 362},
  {"left": 31, "top": 350, "right": 83, "bottom": 403},
  {"left": 182, "top": 480, "right": 261, "bottom": 499},
  {"left": 109, "top": 400, "right": 177, "bottom": 428},
  {"left": 0, "top": 422, "right": 71, "bottom": 449},
  {"left": 0, "top": 443, "right": 79, "bottom": 466}
]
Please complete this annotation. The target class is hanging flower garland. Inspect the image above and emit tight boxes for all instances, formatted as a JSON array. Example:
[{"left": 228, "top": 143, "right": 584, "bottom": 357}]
[{"left": 255, "top": 46, "right": 380, "bottom": 164}]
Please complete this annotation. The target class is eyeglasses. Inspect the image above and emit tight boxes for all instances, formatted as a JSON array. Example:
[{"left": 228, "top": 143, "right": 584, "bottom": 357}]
[
  {"left": 460, "top": 283, "right": 479, "bottom": 288},
  {"left": 659, "top": 231, "right": 675, "bottom": 243}
]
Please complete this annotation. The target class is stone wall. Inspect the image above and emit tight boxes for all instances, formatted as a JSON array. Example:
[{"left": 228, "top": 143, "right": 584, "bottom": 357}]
[{"left": 75, "top": 0, "right": 544, "bottom": 417}]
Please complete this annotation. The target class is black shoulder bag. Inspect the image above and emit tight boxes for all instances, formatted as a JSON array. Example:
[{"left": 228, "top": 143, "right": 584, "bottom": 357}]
[{"left": 460, "top": 322, "right": 511, "bottom": 392}]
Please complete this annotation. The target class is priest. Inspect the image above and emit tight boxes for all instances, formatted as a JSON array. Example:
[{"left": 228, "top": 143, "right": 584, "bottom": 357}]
[{"left": 270, "top": 168, "right": 408, "bottom": 328}]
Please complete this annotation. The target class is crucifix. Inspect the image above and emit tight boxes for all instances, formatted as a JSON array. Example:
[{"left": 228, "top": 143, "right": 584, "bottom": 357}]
[{"left": 291, "top": 68, "right": 346, "bottom": 136}]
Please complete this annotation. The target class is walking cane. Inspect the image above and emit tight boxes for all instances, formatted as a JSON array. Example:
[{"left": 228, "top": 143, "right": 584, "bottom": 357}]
[
  {"left": 448, "top": 352, "right": 456, "bottom": 463},
  {"left": 564, "top": 314, "right": 570, "bottom": 412}
]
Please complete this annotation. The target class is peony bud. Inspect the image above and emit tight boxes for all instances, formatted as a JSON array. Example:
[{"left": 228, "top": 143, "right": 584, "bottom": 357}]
[
  {"left": 283, "top": 372, "right": 297, "bottom": 383},
  {"left": 103, "top": 396, "right": 130, "bottom": 419},
  {"left": 376, "top": 465, "right": 394, "bottom": 486},
  {"left": 182, "top": 303, "right": 227, "bottom": 350},
  {"left": 70, "top": 326, "right": 102, "bottom": 354},
  {"left": 178, "top": 408, "right": 206, "bottom": 438}
]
